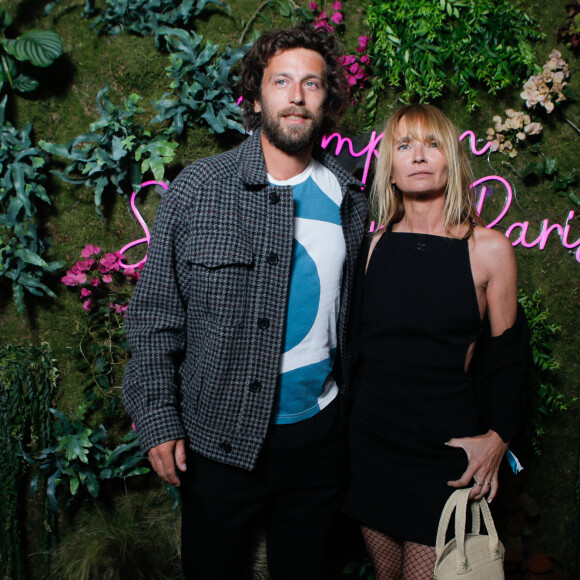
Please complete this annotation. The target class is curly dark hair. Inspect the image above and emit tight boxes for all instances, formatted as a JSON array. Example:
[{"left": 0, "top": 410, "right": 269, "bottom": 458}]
[{"left": 239, "top": 27, "right": 349, "bottom": 133}]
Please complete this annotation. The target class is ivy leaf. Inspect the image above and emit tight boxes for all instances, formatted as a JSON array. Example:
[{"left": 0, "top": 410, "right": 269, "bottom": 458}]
[
  {"left": 95, "top": 356, "right": 107, "bottom": 373},
  {"left": 279, "top": 1, "right": 292, "bottom": 17},
  {"left": 96, "top": 374, "right": 110, "bottom": 388}
]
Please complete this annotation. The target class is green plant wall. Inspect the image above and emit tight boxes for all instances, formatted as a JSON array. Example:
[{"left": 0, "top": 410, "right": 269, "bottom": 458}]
[{"left": 0, "top": 0, "right": 578, "bottom": 577}]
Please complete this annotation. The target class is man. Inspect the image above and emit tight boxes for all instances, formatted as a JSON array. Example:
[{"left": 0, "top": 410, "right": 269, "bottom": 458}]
[{"left": 123, "top": 27, "right": 368, "bottom": 579}]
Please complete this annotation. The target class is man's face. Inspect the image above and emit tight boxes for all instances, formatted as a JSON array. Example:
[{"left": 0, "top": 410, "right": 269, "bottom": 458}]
[{"left": 255, "top": 48, "right": 327, "bottom": 154}]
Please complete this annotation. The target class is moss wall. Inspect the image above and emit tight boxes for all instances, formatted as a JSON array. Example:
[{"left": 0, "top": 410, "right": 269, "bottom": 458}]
[{"left": 1, "top": 0, "right": 578, "bottom": 576}]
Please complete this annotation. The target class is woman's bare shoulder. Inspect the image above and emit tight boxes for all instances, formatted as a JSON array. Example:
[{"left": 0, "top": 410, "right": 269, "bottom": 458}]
[{"left": 471, "top": 225, "right": 515, "bottom": 262}]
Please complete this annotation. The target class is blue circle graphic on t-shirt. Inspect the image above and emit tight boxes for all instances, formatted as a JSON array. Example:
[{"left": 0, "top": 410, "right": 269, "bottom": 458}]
[{"left": 283, "top": 238, "right": 320, "bottom": 353}]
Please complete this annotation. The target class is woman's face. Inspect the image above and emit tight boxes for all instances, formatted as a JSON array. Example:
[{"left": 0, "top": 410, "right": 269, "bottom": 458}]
[{"left": 390, "top": 116, "right": 448, "bottom": 198}]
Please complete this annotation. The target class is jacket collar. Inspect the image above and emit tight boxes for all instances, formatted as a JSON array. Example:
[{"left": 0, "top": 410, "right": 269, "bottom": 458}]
[{"left": 238, "top": 129, "right": 269, "bottom": 187}]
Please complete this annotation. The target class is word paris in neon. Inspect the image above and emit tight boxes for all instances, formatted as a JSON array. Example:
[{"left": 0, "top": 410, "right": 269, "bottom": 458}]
[{"left": 117, "top": 132, "right": 579, "bottom": 267}]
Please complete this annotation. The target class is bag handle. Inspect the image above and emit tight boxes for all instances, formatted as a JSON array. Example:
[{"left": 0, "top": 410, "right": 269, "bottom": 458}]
[{"left": 435, "top": 487, "right": 502, "bottom": 575}]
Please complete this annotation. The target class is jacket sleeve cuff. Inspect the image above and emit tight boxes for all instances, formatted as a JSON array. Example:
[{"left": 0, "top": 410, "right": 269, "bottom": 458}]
[{"left": 134, "top": 405, "right": 186, "bottom": 454}]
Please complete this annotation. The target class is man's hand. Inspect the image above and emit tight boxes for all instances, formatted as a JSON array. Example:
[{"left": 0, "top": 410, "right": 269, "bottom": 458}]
[
  {"left": 446, "top": 430, "right": 507, "bottom": 503},
  {"left": 147, "top": 438, "right": 187, "bottom": 486}
]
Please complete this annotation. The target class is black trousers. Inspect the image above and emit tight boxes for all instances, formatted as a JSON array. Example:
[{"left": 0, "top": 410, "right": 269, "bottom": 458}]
[{"left": 180, "top": 399, "right": 348, "bottom": 580}]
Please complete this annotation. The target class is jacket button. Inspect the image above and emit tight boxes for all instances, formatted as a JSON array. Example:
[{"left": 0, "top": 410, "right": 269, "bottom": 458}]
[
  {"left": 269, "top": 192, "right": 280, "bottom": 205},
  {"left": 266, "top": 252, "right": 279, "bottom": 265},
  {"left": 249, "top": 380, "right": 262, "bottom": 393},
  {"left": 220, "top": 442, "right": 232, "bottom": 453},
  {"left": 258, "top": 317, "right": 270, "bottom": 330}
]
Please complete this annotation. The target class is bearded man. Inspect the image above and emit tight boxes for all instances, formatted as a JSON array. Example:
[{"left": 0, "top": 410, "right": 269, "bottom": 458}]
[{"left": 123, "top": 26, "right": 368, "bottom": 580}]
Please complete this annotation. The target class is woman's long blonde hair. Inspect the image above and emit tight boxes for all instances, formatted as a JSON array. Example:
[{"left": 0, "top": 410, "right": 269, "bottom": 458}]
[{"left": 370, "top": 103, "right": 482, "bottom": 237}]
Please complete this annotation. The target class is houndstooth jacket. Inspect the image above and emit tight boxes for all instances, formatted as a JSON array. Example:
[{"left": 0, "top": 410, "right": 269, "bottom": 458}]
[{"left": 122, "top": 129, "right": 369, "bottom": 470}]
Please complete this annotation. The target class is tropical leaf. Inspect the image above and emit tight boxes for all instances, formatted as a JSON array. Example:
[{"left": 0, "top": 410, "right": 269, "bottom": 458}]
[{"left": 3, "top": 29, "right": 63, "bottom": 67}]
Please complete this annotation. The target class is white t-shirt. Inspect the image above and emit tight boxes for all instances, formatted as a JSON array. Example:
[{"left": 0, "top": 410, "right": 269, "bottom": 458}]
[{"left": 269, "top": 159, "right": 345, "bottom": 424}]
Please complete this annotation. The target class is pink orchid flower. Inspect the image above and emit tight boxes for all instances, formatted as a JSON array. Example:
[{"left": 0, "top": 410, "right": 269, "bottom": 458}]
[
  {"left": 76, "top": 258, "right": 95, "bottom": 272},
  {"left": 81, "top": 244, "right": 101, "bottom": 258},
  {"left": 61, "top": 273, "right": 80, "bottom": 286},
  {"left": 359, "top": 36, "right": 370, "bottom": 48},
  {"left": 99, "top": 252, "right": 121, "bottom": 273},
  {"left": 338, "top": 55, "right": 357, "bottom": 66},
  {"left": 124, "top": 268, "right": 141, "bottom": 281},
  {"left": 314, "top": 19, "right": 333, "bottom": 31}
]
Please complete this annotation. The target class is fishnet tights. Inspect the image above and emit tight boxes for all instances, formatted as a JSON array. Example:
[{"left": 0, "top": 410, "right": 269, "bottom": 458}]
[{"left": 361, "top": 525, "right": 437, "bottom": 580}]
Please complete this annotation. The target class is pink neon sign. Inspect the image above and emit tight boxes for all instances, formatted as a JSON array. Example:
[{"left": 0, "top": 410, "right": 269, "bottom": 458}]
[
  {"left": 117, "top": 180, "right": 168, "bottom": 269},
  {"left": 119, "top": 131, "right": 579, "bottom": 266}
]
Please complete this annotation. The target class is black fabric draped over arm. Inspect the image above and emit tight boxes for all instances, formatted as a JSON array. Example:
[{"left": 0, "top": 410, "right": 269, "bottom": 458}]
[{"left": 470, "top": 303, "right": 530, "bottom": 443}]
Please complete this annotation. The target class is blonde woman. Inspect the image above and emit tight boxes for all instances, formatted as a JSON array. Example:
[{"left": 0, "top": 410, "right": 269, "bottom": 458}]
[{"left": 343, "top": 104, "right": 526, "bottom": 579}]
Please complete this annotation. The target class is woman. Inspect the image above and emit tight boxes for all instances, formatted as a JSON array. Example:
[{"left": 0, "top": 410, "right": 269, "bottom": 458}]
[{"left": 343, "top": 104, "right": 525, "bottom": 579}]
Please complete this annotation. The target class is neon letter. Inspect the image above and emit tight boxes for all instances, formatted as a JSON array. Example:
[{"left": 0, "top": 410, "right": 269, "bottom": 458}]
[
  {"left": 117, "top": 180, "right": 169, "bottom": 269},
  {"left": 471, "top": 176, "right": 513, "bottom": 228},
  {"left": 459, "top": 131, "right": 492, "bottom": 156}
]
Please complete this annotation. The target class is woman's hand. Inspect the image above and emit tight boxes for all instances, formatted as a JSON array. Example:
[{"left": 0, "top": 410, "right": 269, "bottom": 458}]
[{"left": 446, "top": 429, "right": 508, "bottom": 502}]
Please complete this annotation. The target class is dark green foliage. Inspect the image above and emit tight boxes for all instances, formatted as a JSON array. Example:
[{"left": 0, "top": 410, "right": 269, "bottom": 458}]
[
  {"left": 92, "top": 0, "right": 228, "bottom": 38},
  {"left": 25, "top": 406, "right": 149, "bottom": 511},
  {"left": 0, "top": 96, "right": 65, "bottom": 315},
  {"left": 20, "top": 250, "right": 150, "bottom": 516},
  {"left": 0, "top": 7, "right": 63, "bottom": 96},
  {"left": 557, "top": 1, "right": 580, "bottom": 51},
  {"left": 153, "top": 28, "right": 248, "bottom": 135},
  {"left": 365, "top": 0, "right": 543, "bottom": 118},
  {"left": 40, "top": 87, "right": 177, "bottom": 216},
  {"left": 61, "top": 247, "right": 137, "bottom": 414},
  {"left": 46, "top": 492, "right": 182, "bottom": 580},
  {"left": 71, "top": 304, "right": 129, "bottom": 414},
  {"left": 518, "top": 290, "right": 572, "bottom": 454},
  {"left": 239, "top": 0, "right": 314, "bottom": 44},
  {"left": 0, "top": 343, "right": 58, "bottom": 580},
  {"left": 45, "top": 0, "right": 96, "bottom": 18},
  {"left": 520, "top": 154, "right": 579, "bottom": 206}
]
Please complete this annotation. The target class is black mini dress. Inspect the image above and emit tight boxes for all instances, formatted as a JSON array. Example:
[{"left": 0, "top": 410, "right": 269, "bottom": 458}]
[{"left": 343, "top": 229, "right": 483, "bottom": 546}]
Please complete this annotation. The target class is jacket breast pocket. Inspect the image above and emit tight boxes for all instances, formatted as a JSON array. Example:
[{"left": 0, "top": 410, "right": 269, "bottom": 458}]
[{"left": 187, "top": 231, "right": 254, "bottom": 326}]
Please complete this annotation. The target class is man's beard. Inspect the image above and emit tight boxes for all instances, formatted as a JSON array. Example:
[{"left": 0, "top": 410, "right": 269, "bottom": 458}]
[{"left": 260, "top": 103, "right": 325, "bottom": 154}]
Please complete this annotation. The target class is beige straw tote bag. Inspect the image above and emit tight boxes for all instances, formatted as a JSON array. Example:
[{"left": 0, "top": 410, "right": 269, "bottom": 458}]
[{"left": 433, "top": 487, "right": 505, "bottom": 579}]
